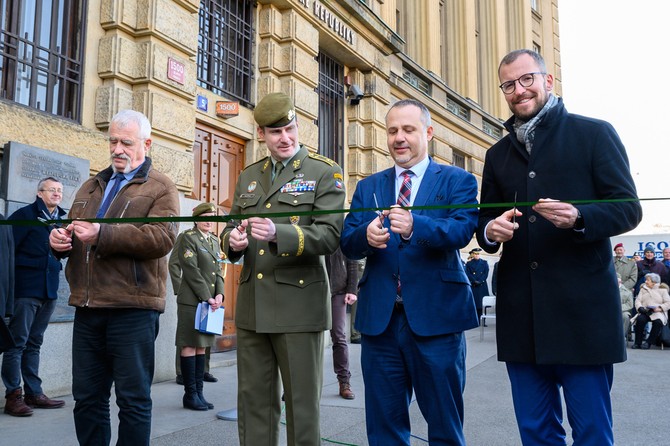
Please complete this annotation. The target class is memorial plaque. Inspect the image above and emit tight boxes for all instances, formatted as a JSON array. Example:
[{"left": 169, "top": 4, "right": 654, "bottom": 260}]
[
  {"left": 1, "top": 142, "right": 91, "bottom": 322},
  {"left": 2, "top": 142, "right": 89, "bottom": 209}
]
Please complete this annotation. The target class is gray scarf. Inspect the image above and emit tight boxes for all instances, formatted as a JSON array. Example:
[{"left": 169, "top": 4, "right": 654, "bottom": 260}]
[{"left": 513, "top": 93, "right": 558, "bottom": 154}]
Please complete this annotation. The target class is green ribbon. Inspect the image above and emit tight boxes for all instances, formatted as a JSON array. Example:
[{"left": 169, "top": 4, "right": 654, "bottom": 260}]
[{"left": 0, "top": 196, "right": 652, "bottom": 227}]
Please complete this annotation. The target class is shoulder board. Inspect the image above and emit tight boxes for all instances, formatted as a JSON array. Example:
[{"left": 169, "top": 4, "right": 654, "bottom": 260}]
[
  {"left": 246, "top": 157, "right": 270, "bottom": 170},
  {"left": 308, "top": 152, "right": 335, "bottom": 166},
  {"left": 185, "top": 229, "right": 196, "bottom": 235}
]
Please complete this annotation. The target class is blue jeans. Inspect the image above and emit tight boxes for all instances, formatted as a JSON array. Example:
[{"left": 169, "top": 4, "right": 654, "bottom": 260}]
[
  {"left": 72, "top": 307, "right": 159, "bottom": 446},
  {"left": 1, "top": 297, "right": 56, "bottom": 396}
]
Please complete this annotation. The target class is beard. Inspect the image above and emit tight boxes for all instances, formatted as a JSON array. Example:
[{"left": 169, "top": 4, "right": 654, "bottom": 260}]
[{"left": 111, "top": 154, "right": 132, "bottom": 174}]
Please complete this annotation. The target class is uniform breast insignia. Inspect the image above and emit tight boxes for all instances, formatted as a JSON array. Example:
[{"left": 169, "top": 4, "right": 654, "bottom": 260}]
[
  {"left": 240, "top": 193, "right": 255, "bottom": 199},
  {"left": 183, "top": 249, "right": 194, "bottom": 258},
  {"left": 308, "top": 152, "right": 335, "bottom": 166},
  {"left": 289, "top": 215, "right": 300, "bottom": 226},
  {"left": 295, "top": 173, "right": 305, "bottom": 178},
  {"left": 280, "top": 180, "right": 316, "bottom": 194},
  {"left": 247, "top": 181, "right": 257, "bottom": 193}
]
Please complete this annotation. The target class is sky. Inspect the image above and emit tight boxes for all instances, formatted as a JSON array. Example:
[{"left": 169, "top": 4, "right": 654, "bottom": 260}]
[{"left": 558, "top": 1, "right": 670, "bottom": 235}]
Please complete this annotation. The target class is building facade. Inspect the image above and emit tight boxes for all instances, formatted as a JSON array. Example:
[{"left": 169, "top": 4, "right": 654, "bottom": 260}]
[{"left": 0, "top": 0, "right": 561, "bottom": 395}]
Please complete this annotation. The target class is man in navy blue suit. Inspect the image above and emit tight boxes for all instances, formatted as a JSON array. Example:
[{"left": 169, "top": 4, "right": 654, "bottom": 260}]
[
  {"left": 2, "top": 177, "right": 67, "bottom": 416},
  {"left": 341, "top": 99, "right": 479, "bottom": 445}
]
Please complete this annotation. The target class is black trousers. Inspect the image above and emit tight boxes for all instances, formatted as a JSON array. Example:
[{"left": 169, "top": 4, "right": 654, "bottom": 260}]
[{"left": 633, "top": 314, "right": 663, "bottom": 346}]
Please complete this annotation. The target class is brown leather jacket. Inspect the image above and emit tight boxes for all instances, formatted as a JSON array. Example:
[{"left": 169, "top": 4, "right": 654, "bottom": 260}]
[{"left": 62, "top": 158, "right": 179, "bottom": 312}]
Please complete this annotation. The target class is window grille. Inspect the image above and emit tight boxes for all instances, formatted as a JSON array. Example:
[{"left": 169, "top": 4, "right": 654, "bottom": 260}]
[
  {"left": 402, "top": 66, "right": 431, "bottom": 96},
  {"left": 447, "top": 97, "right": 470, "bottom": 122},
  {"left": 483, "top": 120, "right": 502, "bottom": 139},
  {"left": 0, "top": 0, "right": 86, "bottom": 120},
  {"left": 197, "top": 0, "right": 254, "bottom": 107},
  {"left": 316, "top": 52, "right": 344, "bottom": 168},
  {"left": 452, "top": 150, "right": 466, "bottom": 169}
]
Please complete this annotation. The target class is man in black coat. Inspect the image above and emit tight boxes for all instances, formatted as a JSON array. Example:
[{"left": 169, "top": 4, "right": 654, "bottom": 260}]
[
  {"left": 2, "top": 177, "right": 67, "bottom": 416},
  {"left": 477, "top": 50, "right": 641, "bottom": 445},
  {"left": 0, "top": 213, "right": 14, "bottom": 353}
]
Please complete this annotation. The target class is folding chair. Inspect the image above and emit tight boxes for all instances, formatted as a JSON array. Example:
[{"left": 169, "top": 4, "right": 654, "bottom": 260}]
[{"left": 479, "top": 295, "right": 496, "bottom": 341}]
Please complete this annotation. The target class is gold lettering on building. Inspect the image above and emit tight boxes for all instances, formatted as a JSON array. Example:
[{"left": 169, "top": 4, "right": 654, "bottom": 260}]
[{"left": 297, "top": 0, "right": 354, "bottom": 46}]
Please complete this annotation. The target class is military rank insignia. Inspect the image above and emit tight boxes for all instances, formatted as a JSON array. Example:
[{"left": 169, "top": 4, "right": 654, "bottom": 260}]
[{"left": 293, "top": 159, "right": 301, "bottom": 169}]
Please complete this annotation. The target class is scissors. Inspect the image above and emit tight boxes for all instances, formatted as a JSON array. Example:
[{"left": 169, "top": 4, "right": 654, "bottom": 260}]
[
  {"left": 228, "top": 218, "right": 244, "bottom": 235},
  {"left": 37, "top": 216, "right": 67, "bottom": 231},
  {"left": 372, "top": 193, "right": 384, "bottom": 224},
  {"left": 512, "top": 191, "right": 517, "bottom": 228}
]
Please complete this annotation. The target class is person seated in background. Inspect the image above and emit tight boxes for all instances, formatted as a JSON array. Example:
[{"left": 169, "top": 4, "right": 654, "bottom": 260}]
[
  {"left": 617, "top": 274, "right": 633, "bottom": 340},
  {"left": 631, "top": 273, "right": 670, "bottom": 349}
]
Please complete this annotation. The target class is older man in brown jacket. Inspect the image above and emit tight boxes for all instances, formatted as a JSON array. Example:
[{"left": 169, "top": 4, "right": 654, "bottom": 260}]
[{"left": 50, "top": 109, "right": 179, "bottom": 446}]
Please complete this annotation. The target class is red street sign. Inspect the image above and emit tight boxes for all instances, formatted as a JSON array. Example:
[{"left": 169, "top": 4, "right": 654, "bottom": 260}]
[
  {"left": 167, "top": 57, "right": 185, "bottom": 85},
  {"left": 216, "top": 101, "right": 239, "bottom": 118}
]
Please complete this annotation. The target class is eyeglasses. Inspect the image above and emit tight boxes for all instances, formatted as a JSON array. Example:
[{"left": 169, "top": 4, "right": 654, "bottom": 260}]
[
  {"left": 499, "top": 72, "right": 546, "bottom": 95},
  {"left": 40, "top": 187, "right": 63, "bottom": 194},
  {"left": 108, "top": 137, "right": 141, "bottom": 148}
]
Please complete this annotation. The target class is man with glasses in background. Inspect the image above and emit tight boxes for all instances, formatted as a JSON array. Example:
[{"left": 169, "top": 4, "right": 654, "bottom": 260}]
[
  {"left": 3, "top": 177, "right": 67, "bottom": 416},
  {"left": 477, "top": 49, "right": 641, "bottom": 445},
  {"left": 49, "top": 110, "right": 179, "bottom": 445}
]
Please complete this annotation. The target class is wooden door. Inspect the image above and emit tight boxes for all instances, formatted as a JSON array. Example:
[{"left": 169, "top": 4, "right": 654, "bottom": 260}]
[{"left": 192, "top": 123, "right": 245, "bottom": 351}]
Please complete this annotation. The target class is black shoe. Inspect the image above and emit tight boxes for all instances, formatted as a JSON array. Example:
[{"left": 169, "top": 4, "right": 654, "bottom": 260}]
[
  {"left": 176, "top": 375, "right": 183, "bottom": 385},
  {"left": 350, "top": 338, "right": 361, "bottom": 344},
  {"left": 631, "top": 343, "right": 640, "bottom": 349},
  {"left": 641, "top": 341, "right": 651, "bottom": 350},
  {"left": 183, "top": 392, "right": 208, "bottom": 411},
  {"left": 203, "top": 372, "right": 218, "bottom": 383}
]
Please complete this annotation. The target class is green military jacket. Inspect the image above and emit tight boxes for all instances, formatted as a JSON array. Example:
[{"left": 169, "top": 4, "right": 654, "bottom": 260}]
[
  {"left": 175, "top": 228, "right": 224, "bottom": 307},
  {"left": 221, "top": 145, "right": 345, "bottom": 332}
]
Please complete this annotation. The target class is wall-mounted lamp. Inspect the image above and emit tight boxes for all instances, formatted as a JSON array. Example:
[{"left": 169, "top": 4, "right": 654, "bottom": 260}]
[{"left": 346, "top": 84, "right": 364, "bottom": 105}]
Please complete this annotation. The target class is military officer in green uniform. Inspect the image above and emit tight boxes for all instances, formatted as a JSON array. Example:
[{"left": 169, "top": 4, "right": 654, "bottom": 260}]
[
  {"left": 175, "top": 202, "right": 224, "bottom": 411},
  {"left": 221, "top": 92, "right": 345, "bottom": 446}
]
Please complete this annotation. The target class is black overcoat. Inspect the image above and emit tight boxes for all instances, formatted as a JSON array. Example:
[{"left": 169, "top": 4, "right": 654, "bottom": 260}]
[{"left": 476, "top": 100, "right": 642, "bottom": 365}]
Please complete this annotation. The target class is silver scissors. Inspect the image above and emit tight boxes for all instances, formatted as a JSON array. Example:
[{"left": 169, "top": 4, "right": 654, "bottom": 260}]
[
  {"left": 373, "top": 193, "right": 384, "bottom": 224},
  {"left": 512, "top": 191, "right": 517, "bottom": 228}
]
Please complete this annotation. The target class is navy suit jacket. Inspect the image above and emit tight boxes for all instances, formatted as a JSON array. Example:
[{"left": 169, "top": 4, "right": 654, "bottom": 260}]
[
  {"left": 9, "top": 197, "right": 66, "bottom": 300},
  {"left": 341, "top": 158, "right": 479, "bottom": 336}
]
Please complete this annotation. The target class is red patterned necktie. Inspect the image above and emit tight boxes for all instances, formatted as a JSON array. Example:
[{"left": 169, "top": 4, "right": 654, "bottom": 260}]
[
  {"left": 397, "top": 170, "right": 412, "bottom": 207},
  {"left": 396, "top": 170, "right": 413, "bottom": 302}
]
